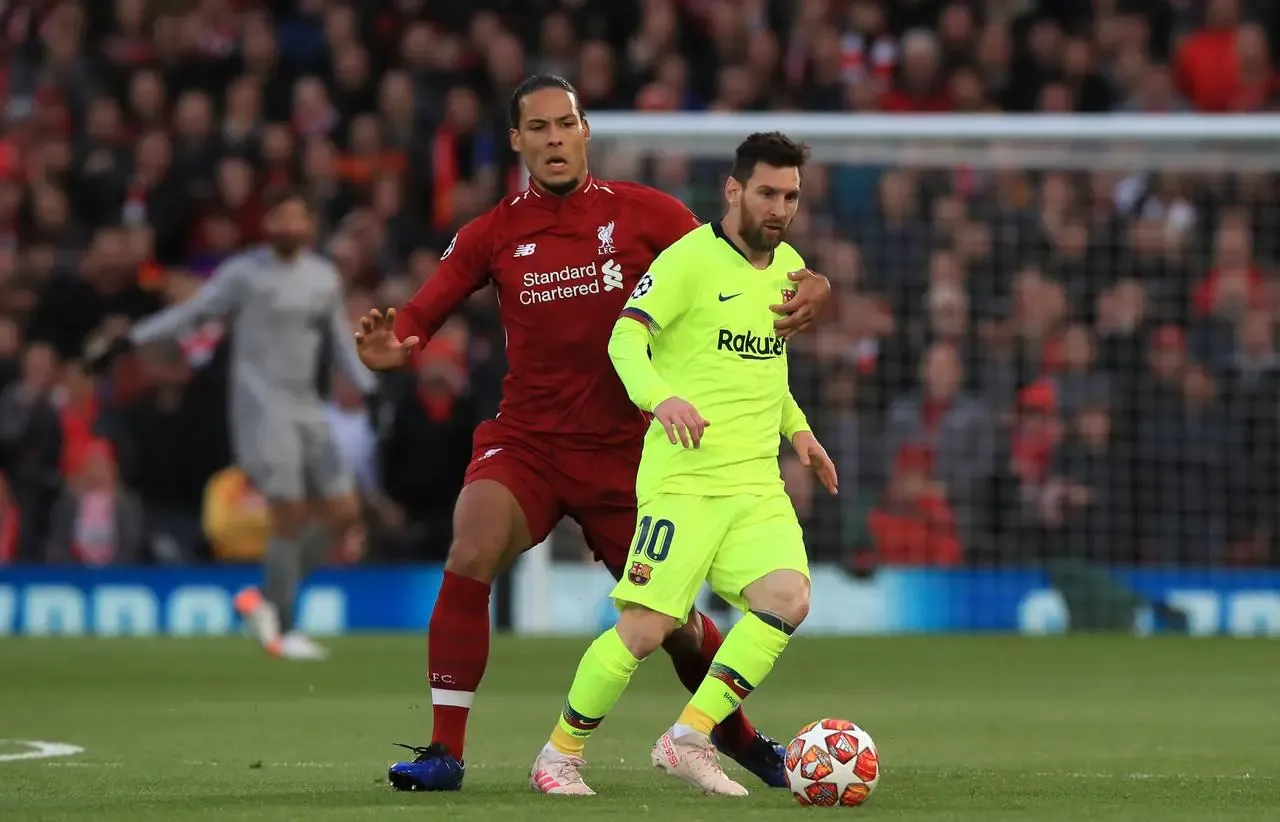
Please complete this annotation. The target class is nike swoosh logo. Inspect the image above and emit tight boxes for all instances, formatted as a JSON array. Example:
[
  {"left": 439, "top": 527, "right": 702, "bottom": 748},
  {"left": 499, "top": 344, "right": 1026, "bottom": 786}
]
[{"left": 718, "top": 293, "right": 741, "bottom": 302}]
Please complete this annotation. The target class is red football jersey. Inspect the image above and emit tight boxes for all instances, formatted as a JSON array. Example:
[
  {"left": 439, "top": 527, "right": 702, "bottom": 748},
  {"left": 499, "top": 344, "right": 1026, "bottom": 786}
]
[{"left": 396, "top": 178, "right": 701, "bottom": 448}]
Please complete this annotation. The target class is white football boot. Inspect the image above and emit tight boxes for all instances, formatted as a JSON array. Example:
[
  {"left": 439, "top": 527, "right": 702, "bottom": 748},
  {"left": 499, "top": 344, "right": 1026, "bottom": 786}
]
[
  {"left": 651, "top": 726, "right": 748, "bottom": 796},
  {"left": 529, "top": 743, "right": 596, "bottom": 795},
  {"left": 279, "top": 632, "right": 329, "bottom": 661}
]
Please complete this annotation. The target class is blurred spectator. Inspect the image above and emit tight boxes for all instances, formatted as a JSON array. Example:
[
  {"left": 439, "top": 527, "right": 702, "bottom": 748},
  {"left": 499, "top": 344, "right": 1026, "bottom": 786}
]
[
  {"left": 884, "top": 343, "right": 994, "bottom": 551},
  {"left": 0, "top": 342, "right": 63, "bottom": 560},
  {"left": 869, "top": 443, "right": 961, "bottom": 566},
  {"left": 1043, "top": 401, "right": 1132, "bottom": 561},
  {"left": 1005, "top": 379, "right": 1064, "bottom": 541},
  {"left": 1222, "top": 308, "right": 1280, "bottom": 560},
  {"left": 99, "top": 338, "right": 231, "bottom": 563},
  {"left": 45, "top": 438, "right": 146, "bottom": 565},
  {"left": 1052, "top": 324, "right": 1111, "bottom": 422},
  {"left": 57, "top": 357, "right": 100, "bottom": 478},
  {"left": 1175, "top": 0, "right": 1249, "bottom": 112}
]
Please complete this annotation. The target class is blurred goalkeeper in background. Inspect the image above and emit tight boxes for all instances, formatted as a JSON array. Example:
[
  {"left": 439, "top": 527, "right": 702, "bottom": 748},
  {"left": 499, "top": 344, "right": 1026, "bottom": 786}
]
[{"left": 98, "top": 189, "right": 378, "bottom": 660}]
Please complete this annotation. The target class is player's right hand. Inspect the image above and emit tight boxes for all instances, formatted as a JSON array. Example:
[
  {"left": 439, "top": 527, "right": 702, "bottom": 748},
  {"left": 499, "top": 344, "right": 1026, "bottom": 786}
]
[
  {"left": 354, "top": 308, "right": 420, "bottom": 371},
  {"left": 653, "top": 396, "right": 709, "bottom": 449}
]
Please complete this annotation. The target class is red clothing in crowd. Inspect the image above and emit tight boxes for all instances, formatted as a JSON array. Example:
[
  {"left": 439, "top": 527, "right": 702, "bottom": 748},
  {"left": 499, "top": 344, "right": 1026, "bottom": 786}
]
[
  {"left": 1191, "top": 266, "right": 1263, "bottom": 317},
  {"left": 880, "top": 86, "right": 953, "bottom": 113},
  {"left": 869, "top": 496, "right": 962, "bottom": 566},
  {"left": 0, "top": 475, "right": 17, "bottom": 563},
  {"left": 59, "top": 395, "right": 99, "bottom": 478},
  {"left": 1176, "top": 28, "right": 1236, "bottom": 110},
  {"left": 1174, "top": 27, "right": 1276, "bottom": 112}
]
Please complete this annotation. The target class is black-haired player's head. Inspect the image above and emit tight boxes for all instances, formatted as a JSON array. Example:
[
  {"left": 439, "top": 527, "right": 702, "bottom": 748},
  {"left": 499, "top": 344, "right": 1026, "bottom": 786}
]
[
  {"left": 263, "top": 186, "right": 315, "bottom": 258},
  {"left": 509, "top": 74, "right": 590, "bottom": 196},
  {"left": 724, "top": 132, "right": 809, "bottom": 256}
]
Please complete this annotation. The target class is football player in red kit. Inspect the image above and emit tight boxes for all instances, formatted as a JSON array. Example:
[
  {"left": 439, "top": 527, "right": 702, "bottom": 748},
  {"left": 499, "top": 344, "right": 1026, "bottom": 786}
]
[{"left": 355, "top": 75, "right": 831, "bottom": 793}]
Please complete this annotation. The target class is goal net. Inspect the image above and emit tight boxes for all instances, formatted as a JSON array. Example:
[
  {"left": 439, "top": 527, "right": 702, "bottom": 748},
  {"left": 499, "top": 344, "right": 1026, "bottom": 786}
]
[{"left": 501, "top": 113, "right": 1280, "bottom": 638}]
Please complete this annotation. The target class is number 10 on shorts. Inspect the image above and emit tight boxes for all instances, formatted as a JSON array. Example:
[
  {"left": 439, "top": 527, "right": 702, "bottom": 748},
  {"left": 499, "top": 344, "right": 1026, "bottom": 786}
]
[{"left": 632, "top": 516, "right": 674, "bottom": 562}]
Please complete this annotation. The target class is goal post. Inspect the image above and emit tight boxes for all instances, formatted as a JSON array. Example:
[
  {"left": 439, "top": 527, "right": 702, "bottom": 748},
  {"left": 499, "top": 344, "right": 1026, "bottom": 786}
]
[
  {"left": 510, "top": 113, "right": 1280, "bottom": 638},
  {"left": 587, "top": 113, "right": 1280, "bottom": 171}
]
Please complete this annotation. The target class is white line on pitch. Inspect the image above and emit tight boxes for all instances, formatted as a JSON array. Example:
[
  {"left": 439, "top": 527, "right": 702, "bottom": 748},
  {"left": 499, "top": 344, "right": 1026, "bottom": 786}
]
[{"left": 0, "top": 740, "right": 84, "bottom": 763}]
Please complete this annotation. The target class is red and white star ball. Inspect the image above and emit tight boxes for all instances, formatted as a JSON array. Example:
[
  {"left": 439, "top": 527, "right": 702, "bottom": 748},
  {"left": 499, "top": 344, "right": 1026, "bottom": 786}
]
[{"left": 783, "top": 718, "right": 880, "bottom": 807}]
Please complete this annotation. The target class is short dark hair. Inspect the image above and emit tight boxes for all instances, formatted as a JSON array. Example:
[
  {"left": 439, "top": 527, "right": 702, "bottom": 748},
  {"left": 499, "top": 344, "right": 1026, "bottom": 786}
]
[
  {"left": 264, "top": 186, "right": 314, "bottom": 214},
  {"left": 509, "top": 74, "right": 583, "bottom": 129},
  {"left": 729, "top": 132, "right": 810, "bottom": 184}
]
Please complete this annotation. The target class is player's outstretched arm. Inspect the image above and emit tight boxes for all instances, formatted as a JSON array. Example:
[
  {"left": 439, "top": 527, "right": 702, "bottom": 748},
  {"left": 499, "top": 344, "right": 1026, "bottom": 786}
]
[
  {"left": 386, "top": 218, "right": 495, "bottom": 367},
  {"left": 771, "top": 269, "right": 832, "bottom": 338},
  {"left": 129, "top": 256, "right": 249, "bottom": 346}
]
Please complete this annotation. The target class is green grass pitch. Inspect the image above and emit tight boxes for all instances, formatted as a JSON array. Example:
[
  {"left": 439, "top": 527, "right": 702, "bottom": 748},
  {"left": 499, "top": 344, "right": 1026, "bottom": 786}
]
[{"left": 1, "top": 635, "right": 1277, "bottom": 821}]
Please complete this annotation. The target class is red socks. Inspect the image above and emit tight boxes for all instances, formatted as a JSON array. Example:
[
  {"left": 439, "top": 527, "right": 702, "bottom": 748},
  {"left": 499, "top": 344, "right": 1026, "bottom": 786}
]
[
  {"left": 667, "top": 610, "right": 760, "bottom": 752},
  {"left": 427, "top": 571, "right": 492, "bottom": 760},
  {"left": 426, "top": 576, "right": 758, "bottom": 760}
]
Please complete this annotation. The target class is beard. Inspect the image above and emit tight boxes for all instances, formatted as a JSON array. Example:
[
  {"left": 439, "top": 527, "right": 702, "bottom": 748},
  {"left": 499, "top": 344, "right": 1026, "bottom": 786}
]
[{"left": 738, "top": 203, "right": 789, "bottom": 253}]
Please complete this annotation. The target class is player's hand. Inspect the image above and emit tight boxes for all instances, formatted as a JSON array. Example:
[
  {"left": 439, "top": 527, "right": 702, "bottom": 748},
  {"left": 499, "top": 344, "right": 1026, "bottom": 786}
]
[
  {"left": 772, "top": 269, "right": 831, "bottom": 338},
  {"left": 792, "top": 431, "right": 838, "bottom": 495},
  {"left": 653, "top": 396, "right": 709, "bottom": 449},
  {"left": 354, "top": 308, "right": 420, "bottom": 371}
]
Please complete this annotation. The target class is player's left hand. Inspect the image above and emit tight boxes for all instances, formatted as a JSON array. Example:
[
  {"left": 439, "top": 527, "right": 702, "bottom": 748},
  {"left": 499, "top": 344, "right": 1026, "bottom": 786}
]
[
  {"left": 792, "top": 431, "right": 838, "bottom": 496},
  {"left": 772, "top": 269, "right": 831, "bottom": 338}
]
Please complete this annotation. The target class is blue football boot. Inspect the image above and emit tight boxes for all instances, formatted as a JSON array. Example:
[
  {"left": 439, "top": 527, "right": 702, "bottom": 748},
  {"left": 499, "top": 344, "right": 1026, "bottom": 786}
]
[
  {"left": 711, "top": 730, "right": 788, "bottom": 788},
  {"left": 387, "top": 743, "right": 465, "bottom": 792}
]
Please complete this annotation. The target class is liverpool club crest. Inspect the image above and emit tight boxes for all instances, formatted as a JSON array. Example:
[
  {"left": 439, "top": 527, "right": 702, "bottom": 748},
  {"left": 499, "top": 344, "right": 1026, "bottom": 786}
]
[{"left": 597, "top": 221, "right": 616, "bottom": 255}]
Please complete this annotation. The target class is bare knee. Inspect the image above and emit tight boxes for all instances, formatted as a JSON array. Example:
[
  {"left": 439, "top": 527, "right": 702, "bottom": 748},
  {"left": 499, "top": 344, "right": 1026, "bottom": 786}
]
[
  {"left": 443, "top": 535, "right": 506, "bottom": 582},
  {"left": 444, "top": 480, "right": 532, "bottom": 582},
  {"left": 742, "top": 570, "right": 810, "bottom": 631},
  {"left": 269, "top": 500, "right": 310, "bottom": 539},
  {"left": 617, "top": 604, "right": 678, "bottom": 660},
  {"left": 662, "top": 607, "right": 704, "bottom": 656}
]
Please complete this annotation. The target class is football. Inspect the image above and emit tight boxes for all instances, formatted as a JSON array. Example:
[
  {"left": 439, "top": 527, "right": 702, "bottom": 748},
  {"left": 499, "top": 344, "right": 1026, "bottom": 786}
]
[{"left": 783, "top": 718, "right": 880, "bottom": 807}]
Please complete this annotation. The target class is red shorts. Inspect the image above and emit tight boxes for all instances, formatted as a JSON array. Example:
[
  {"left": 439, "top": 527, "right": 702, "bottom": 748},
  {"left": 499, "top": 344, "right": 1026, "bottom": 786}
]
[{"left": 464, "top": 418, "right": 641, "bottom": 576}]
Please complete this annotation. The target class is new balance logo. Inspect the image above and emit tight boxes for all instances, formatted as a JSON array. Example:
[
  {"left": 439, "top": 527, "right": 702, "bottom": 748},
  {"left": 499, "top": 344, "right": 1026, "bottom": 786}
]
[
  {"left": 513, "top": 243, "right": 537, "bottom": 258},
  {"left": 602, "top": 259, "right": 623, "bottom": 291}
]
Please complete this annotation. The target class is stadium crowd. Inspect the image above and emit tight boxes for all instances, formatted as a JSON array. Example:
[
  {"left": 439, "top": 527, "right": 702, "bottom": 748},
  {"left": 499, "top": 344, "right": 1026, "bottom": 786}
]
[{"left": 0, "top": 0, "right": 1279, "bottom": 571}]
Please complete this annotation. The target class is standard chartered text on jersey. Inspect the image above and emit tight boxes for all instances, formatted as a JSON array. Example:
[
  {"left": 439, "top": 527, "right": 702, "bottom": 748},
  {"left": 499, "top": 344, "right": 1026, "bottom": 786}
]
[{"left": 518, "top": 259, "right": 626, "bottom": 305}]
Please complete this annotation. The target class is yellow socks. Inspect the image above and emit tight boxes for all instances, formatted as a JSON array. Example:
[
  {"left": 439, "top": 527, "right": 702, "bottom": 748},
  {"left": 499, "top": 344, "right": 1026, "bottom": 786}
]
[
  {"left": 678, "top": 613, "right": 790, "bottom": 734},
  {"left": 549, "top": 628, "right": 641, "bottom": 756}
]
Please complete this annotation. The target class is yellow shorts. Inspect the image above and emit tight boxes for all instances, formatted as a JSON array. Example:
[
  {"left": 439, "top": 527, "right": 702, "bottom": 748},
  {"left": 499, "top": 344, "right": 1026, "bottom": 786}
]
[{"left": 610, "top": 490, "right": 809, "bottom": 622}]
